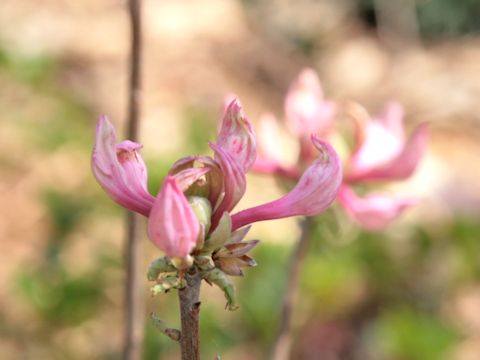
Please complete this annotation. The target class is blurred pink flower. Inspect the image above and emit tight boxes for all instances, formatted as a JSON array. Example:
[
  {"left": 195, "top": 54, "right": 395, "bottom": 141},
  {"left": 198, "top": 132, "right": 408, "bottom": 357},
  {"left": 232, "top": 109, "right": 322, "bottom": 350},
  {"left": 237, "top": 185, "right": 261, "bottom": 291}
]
[
  {"left": 92, "top": 98, "right": 342, "bottom": 257},
  {"left": 346, "top": 102, "right": 428, "bottom": 183},
  {"left": 252, "top": 68, "right": 428, "bottom": 230},
  {"left": 337, "top": 186, "right": 417, "bottom": 231},
  {"left": 284, "top": 68, "right": 336, "bottom": 161}
]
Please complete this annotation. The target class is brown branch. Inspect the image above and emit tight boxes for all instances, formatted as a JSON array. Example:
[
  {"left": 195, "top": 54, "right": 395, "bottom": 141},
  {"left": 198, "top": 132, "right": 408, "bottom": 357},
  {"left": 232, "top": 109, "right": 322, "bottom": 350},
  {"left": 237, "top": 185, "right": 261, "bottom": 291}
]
[
  {"left": 178, "top": 268, "right": 202, "bottom": 360},
  {"left": 123, "top": 0, "right": 143, "bottom": 359},
  {"left": 270, "top": 217, "right": 314, "bottom": 360}
]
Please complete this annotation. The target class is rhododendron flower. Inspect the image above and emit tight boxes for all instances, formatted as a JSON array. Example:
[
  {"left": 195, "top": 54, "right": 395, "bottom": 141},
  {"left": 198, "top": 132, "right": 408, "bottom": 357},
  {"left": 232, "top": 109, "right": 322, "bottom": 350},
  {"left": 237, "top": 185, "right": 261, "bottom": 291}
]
[
  {"left": 92, "top": 99, "right": 342, "bottom": 259},
  {"left": 252, "top": 69, "right": 428, "bottom": 230}
]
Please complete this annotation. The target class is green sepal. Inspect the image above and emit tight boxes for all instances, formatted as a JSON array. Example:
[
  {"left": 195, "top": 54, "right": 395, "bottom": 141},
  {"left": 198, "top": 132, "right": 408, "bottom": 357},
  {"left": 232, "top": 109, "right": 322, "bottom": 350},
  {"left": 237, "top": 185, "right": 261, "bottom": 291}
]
[
  {"left": 147, "top": 256, "right": 176, "bottom": 281},
  {"left": 194, "top": 255, "right": 215, "bottom": 271},
  {"left": 201, "top": 212, "right": 232, "bottom": 254},
  {"left": 203, "top": 268, "right": 238, "bottom": 311}
]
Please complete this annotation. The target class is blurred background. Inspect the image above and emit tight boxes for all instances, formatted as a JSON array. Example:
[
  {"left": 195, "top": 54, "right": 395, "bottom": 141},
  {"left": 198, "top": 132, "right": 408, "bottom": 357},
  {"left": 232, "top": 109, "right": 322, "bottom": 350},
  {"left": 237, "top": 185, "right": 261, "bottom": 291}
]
[{"left": 1, "top": 0, "right": 480, "bottom": 359}]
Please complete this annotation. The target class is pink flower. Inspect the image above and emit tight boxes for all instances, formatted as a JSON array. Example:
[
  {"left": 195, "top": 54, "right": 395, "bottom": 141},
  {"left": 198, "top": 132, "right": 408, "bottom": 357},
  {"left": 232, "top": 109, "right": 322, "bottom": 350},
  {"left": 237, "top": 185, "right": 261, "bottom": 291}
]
[
  {"left": 92, "top": 99, "right": 342, "bottom": 258},
  {"left": 147, "top": 176, "right": 200, "bottom": 258}
]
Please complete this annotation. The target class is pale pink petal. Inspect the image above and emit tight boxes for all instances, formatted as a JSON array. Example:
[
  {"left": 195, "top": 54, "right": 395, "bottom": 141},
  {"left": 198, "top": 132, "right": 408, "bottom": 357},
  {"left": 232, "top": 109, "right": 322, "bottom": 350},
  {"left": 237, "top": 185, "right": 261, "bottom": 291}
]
[
  {"left": 91, "top": 116, "right": 154, "bottom": 216},
  {"left": 337, "top": 186, "right": 416, "bottom": 231},
  {"left": 210, "top": 142, "right": 246, "bottom": 226},
  {"left": 348, "top": 123, "right": 428, "bottom": 182},
  {"left": 147, "top": 176, "right": 200, "bottom": 258},
  {"left": 252, "top": 157, "right": 301, "bottom": 180},
  {"left": 217, "top": 99, "right": 257, "bottom": 172},
  {"left": 377, "top": 101, "right": 405, "bottom": 140},
  {"left": 285, "top": 68, "right": 336, "bottom": 138},
  {"left": 256, "top": 113, "right": 283, "bottom": 163},
  {"left": 231, "top": 136, "right": 342, "bottom": 230}
]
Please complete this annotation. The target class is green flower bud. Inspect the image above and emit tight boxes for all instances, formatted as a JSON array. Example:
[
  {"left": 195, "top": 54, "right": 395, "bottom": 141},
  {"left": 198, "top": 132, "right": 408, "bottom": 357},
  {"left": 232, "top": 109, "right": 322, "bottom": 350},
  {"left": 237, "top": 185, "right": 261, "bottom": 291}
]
[{"left": 188, "top": 196, "right": 212, "bottom": 235}]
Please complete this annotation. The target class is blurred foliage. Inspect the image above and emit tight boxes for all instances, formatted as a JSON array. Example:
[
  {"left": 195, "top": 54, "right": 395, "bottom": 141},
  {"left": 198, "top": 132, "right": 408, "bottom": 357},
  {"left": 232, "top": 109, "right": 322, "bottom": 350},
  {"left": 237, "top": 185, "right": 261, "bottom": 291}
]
[{"left": 357, "top": 0, "right": 480, "bottom": 39}]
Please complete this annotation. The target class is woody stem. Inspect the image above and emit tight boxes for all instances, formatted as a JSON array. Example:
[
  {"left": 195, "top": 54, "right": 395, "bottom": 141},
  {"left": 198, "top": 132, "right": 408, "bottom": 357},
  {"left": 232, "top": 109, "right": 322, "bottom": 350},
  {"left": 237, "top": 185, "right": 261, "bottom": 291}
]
[{"left": 178, "top": 267, "right": 202, "bottom": 360}]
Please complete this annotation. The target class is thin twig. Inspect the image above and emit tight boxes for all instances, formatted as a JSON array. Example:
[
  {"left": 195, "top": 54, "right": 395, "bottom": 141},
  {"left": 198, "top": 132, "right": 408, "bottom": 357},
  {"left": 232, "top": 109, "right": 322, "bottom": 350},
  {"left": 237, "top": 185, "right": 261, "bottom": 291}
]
[
  {"left": 178, "top": 268, "right": 202, "bottom": 360},
  {"left": 270, "top": 217, "right": 314, "bottom": 360},
  {"left": 123, "top": 0, "right": 143, "bottom": 359}
]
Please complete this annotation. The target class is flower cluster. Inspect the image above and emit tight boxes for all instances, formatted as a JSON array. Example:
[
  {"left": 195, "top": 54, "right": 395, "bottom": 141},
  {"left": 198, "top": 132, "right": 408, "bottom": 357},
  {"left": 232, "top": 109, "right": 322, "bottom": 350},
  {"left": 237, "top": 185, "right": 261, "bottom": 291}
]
[
  {"left": 92, "top": 99, "right": 342, "bottom": 308},
  {"left": 253, "top": 68, "right": 428, "bottom": 230}
]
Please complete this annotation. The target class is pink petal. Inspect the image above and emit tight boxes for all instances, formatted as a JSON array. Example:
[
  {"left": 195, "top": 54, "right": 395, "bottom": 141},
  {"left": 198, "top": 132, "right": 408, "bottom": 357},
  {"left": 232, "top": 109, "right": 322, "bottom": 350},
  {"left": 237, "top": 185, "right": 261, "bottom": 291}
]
[
  {"left": 91, "top": 116, "right": 154, "bottom": 216},
  {"left": 210, "top": 142, "right": 246, "bottom": 227},
  {"left": 231, "top": 136, "right": 342, "bottom": 230},
  {"left": 348, "top": 123, "right": 428, "bottom": 182},
  {"left": 216, "top": 99, "right": 257, "bottom": 172},
  {"left": 285, "top": 68, "right": 336, "bottom": 139},
  {"left": 337, "top": 186, "right": 416, "bottom": 231},
  {"left": 147, "top": 176, "right": 200, "bottom": 258}
]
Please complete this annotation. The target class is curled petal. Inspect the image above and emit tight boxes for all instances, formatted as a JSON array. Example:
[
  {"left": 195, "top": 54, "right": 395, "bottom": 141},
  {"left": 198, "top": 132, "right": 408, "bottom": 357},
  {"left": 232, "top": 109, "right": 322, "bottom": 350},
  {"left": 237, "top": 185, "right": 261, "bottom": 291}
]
[
  {"left": 210, "top": 142, "right": 246, "bottom": 226},
  {"left": 171, "top": 167, "right": 210, "bottom": 192},
  {"left": 231, "top": 136, "right": 342, "bottom": 230},
  {"left": 337, "top": 186, "right": 416, "bottom": 231},
  {"left": 147, "top": 176, "right": 200, "bottom": 258},
  {"left": 285, "top": 68, "right": 336, "bottom": 138},
  {"left": 349, "top": 123, "right": 428, "bottom": 182},
  {"left": 169, "top": 155, "right": 224, "bottom": 209},
  {"left": 91, "top": 116, "right": 154, "bottom": 216},
  {"left": 217, "top": 99, "right": 257, "bottom": 172}
]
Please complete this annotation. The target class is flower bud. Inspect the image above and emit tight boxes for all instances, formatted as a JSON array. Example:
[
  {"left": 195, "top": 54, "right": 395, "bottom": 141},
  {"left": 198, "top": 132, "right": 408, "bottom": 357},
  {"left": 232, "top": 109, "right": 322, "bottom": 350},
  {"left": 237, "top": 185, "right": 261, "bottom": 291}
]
[{"left": 147, "top": 176, "right": 200, "bottom": 258}]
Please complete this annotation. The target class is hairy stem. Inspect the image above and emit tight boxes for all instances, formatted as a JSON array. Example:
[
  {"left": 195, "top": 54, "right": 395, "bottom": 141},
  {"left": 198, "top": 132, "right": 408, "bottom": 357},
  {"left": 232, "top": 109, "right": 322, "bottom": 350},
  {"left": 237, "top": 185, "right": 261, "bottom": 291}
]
[
  {"left": 123, "top": 0, "right": 143, "bottom": 359},
  {"left": 270, "top": 217, "right": 314, "bottom": 360},
  {"left": 178, "top": 268, "right": 202, "bottom": 360}
]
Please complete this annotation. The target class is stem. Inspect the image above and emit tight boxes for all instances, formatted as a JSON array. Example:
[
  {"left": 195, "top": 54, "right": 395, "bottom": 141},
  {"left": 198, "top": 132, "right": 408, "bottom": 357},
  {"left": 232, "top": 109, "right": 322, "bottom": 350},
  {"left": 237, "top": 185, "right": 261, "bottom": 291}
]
[
  {"left": 178, "top": 268, "right": 202, "bottom": 360},
  {"left": 270, "top": 217, "right": 314, "bottom": 360},
  {"left": 123, "top": 0, "right": 143, "bottom": 359}
]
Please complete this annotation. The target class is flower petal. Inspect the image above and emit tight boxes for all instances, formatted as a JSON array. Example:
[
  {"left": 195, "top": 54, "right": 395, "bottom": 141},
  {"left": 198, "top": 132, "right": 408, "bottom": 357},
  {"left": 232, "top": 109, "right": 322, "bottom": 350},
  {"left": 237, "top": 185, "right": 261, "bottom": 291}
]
[
  {"left": 231, "top": 136, "right": 342, "bottom": 230},
  {"left": 348, "top": 123, "right": 428, "bottom": 182},
  {"left": 210, "top": 142, "right": 247, "bottom": 226},
  {"left": 217, "top": 99, "right": 257, "bottom": 172},
  {"left": 285, "top": 68, "right": 335, "bottom": 138},
  {"left": 91, "top": 116, "right": 154, "bottom": 216},
  {"left": 337, "top": 186, "right": 416, "bottom": 231},
  {"left": 147, "top": 176, "right": 200, "bottom": 258}
]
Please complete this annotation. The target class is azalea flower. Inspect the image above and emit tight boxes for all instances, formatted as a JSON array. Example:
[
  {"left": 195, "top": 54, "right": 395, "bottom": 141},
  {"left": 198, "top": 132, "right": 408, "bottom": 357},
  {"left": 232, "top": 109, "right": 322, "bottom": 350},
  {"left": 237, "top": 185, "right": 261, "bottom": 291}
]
[
  {"left": 253, "top": 69, "right": 428, "bottom": 230},
  {"left": 92, "top": 99, "right": 342, "bottom": 261}
]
